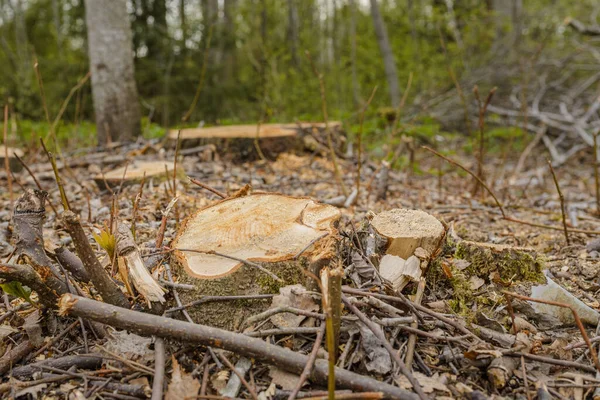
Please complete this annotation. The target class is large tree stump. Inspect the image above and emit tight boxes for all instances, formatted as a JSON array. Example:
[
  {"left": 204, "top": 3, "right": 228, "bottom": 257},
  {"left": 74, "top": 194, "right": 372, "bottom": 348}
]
[
  {"left": 171, "top": 193, "right": 341, "bottom": 330},
  {"left": 168, "top": 122, "right": 343, "bottom": 161}
]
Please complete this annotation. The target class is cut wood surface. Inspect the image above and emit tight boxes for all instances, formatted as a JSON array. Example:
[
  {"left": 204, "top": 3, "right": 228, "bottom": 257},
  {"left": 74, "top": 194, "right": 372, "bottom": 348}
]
[
  {"left": 0, "top": 145, "right": 24, "bottom": 172},
  {"left": 93, "top": 160, "right": 175, "bottom": 189},
  {"left": 371, "top": 208, "right": 445, "bottom": 259},
  {"left": 173, "top": 193, "right": 340, "bottom": 278},
  {"left": 171, "top": 193, "right": 341, "bottom": 329},
  {"left": 168, "top": 122, "right": 342, "bottom": 141}
]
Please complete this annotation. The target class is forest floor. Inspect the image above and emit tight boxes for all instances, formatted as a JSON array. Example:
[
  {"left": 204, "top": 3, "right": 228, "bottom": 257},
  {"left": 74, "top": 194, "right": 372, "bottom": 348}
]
[{"left": 1, "top": 134, "right": 600, "bottom": 399}]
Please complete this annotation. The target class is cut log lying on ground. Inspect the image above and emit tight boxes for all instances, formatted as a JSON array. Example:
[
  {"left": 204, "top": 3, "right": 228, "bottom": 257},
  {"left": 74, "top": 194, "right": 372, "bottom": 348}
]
[
  {"left": 0, "top": 145, "right": 24, "bottom": 172},
  {"left": 93, "top": 160, "right": 176, "bottom": 190},
  {"left": 171, "top": 193, "right": 341, "bottom": 330},
  {"left": 58, "top": 293, "right": 419, "bottom": 400},
  {"left": 167, "top": 122, "right": 343, "bottom": 160},
  {"left": 370, "top": 209, "right": 445, "bottom": 292}
]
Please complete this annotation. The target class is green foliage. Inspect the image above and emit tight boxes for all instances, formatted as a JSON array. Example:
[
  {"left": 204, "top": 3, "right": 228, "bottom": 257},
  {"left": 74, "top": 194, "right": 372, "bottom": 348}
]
[
  {"left": 93, "top": 228, "right": 116, "bottom": 260},
  {"left": 0, "top": 281, "right": 33, "bottom": 304}
]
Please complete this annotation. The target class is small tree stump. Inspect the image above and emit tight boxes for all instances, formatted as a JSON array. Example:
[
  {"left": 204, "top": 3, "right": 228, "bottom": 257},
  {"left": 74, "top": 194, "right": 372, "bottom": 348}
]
[
  {"left": 171, "top": 193, "right": 341, "bottom": 330},
  {"left": 371, "top": 209, "right": 445, "bottom": 259}
]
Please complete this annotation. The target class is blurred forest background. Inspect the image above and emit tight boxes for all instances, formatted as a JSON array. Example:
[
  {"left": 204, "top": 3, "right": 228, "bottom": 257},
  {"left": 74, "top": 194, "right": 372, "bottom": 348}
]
[{"left": 1, "top": 0, "right": 600, "bottom": 152}]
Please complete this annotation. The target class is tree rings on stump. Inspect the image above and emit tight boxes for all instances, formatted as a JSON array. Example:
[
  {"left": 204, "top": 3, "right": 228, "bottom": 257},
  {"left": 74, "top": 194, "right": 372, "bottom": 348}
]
[{"left": 171, "top": 193, "right": 341, "bottom": 330}]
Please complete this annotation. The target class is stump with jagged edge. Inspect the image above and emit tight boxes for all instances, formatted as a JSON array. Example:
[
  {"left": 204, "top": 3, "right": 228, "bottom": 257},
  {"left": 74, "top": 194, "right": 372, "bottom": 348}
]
[{"left": 171, "top": 193, "right": 341, "bottom": 330}]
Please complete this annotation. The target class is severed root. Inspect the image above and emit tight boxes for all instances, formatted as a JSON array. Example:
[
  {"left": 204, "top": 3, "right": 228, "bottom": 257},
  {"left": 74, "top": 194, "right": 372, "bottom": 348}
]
[{"left": 115, "top": 223, "right": 165, "bottom": 310}]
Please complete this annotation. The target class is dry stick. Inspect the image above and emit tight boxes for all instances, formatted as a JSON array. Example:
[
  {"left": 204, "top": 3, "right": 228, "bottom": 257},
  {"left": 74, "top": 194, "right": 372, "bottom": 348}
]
[
  {"left": 594, "top": 132, "right": 600, "bottom": 216},
  {"left": 172, "top": 130, "right": 181, "bottom": 225},
  {"left": 3, "top": 105, "right": 12, "bottom": 205},
  {"left": 182, "top": 24, "right": 214, "bottom": 122},
  {"left": 342, "top": 288, "right": 479, "bottom": 342},
  {"left": 306, "top": 50, "right": 347, "bottom": 197},
  {"left": 472, "top": 86, "right": 497, "bottom": 196},
  {"left": 356, "top": 86, "right": 378, "bottom": 201},
  {"left": 175, "top": 247, "right": 283, "bottom": 282},
  {"left": 131, "top": 172, "right": 146, "bottom": 241},
  {"left": 49, "top": 72, "right": 91, "bottom": 137},
  {"left": 40, "top": 139, "right": 70, "bottom": 211},
  {"left": 288, "top": 324, "right": 326, "bottom": 400},
  {"left": 321, "top": 266, "right": 343, "bottom": 400},
  {"left": 341, "top": 295, "right": 428, "bottom": 400},
  {"left": 422, "top": 146, "right": 600, "bottom": 235},
  {"left": 502, "top": 290, "right": 600, "bottom": 373},
  {"left": 188, "top": 177, "right": 227, "bottom": 198},
  {"left": 63, "top": 211, "right": 130, "bottom": 309},
  {"left": 385, "top": 73, "right": 414, "bottom": 160},
  {"left": 301, "top": 394, "right": 384, "bottom": 400},
  {"left": 218, "top": 351, "right": 258, "bottom": 400},
  {"left": 422, "top": 146, "right": 505, "bottom": 217},
  {"left": 58, "top": 294, "right": 419, "bottom": 400},
  {"left": 404, "top": 278, "right": 425, "bottom": 369},
  {"left": 0, "top": 262, "right": 67, "bottom": 308},
  {"left": 151, "top": 338, "right": 166, "bottom": 400},
  {"left": 33, "top": 59, "right": 51, "bottom": 127},
  {"left": 547, "top": 160, "right": 570, "bottom": 245}
]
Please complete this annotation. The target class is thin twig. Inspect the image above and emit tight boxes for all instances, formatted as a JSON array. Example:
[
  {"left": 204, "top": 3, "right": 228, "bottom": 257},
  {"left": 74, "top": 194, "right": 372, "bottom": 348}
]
[
  {"left": 547, "top": 160, "right": 570, "bottom": 245},
  {"left": 356, "top": 86, "right": 378, "bottom": 201},
  {"left": 341, "top": 295, "right": 428, "bottom": 400},
  {"left": 288, "top": 324, "right": 326, "bottom": 400},
  {"left": 218, "top": 352, "right": 258, "bottom": 400},
  {"left": 189, "top": 177, "right": 227, "bottom": 198},
  {"left": 40, "top": 139, "right": 70, "bottom": 211},
  {"left": 502, "top": 290, "right": 600, "bottom": 372},
  {"left": 306, "top": 50, "right": 347, "bottom": 196},
  {"left": 3, "top": 104, "right": 12, "bottom": 205},
  {"left": 182, "top": 25, "right": 214, "bottom": 122}
]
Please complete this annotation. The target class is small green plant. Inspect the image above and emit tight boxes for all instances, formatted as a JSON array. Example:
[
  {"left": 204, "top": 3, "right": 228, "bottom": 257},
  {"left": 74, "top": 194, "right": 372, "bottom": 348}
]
[
  {"left": 0, "top": 281, "right": 33, "bottom": 304},
  {"left": 93, "top": 227, "right": 116, "bottom": 259}
]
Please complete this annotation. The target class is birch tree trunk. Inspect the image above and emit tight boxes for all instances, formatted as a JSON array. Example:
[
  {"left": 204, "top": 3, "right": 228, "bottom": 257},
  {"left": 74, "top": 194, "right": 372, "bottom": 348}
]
[
  {"left": 369, "top": 0, "right": 400, "bottom": 107},
  {"left": 84, "top": 0, "right": 141, "bottom": 145}
]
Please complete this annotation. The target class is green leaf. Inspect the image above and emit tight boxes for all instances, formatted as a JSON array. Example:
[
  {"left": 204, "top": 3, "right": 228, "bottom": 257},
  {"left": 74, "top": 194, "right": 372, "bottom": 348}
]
[
  {"left": 0, "top": 281, "right": 33, "bottom": 304},
  {"left": 92, "top": 229, "right": 116, "bottom": 259}
]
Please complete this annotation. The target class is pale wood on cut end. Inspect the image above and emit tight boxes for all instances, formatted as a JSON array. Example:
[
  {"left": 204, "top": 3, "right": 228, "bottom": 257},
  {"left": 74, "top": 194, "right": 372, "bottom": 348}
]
[
  {"left": 93, "top": 160, "right": 175, "bottom": 189},
  {"left": 371, "top": 208, "right": 445, "bottom": 259}
]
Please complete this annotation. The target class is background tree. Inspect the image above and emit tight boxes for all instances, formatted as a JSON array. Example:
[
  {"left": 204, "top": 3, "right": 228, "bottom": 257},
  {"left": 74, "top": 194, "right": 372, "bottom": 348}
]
[{"left": 85, "top": 0, "right": 141, "bottom": 145}]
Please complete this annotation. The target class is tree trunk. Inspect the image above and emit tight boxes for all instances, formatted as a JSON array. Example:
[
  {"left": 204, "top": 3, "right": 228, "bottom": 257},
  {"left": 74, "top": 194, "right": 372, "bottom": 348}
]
[
  {"left": 369, "top": 0, "right": 400, "bottom": 107},
  {"left": 84, "top": 0, "right": 141, "bottom": 145}
]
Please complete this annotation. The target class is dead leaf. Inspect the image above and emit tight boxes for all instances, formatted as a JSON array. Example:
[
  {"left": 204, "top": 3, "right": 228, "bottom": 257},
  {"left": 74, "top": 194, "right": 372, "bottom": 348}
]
[
  {"left": 358, "top": 322, "right": 392, "bottom": 374},
  {"left": 270, "top": 285, "right": 318, "bottom": 328},
  {"left": 16, "top": 382, "right": 47, "bottom": 398},
  {"left": 395, "top": 372, "right": 451, "bottom": 394},
  {"left": 166, "top": 357, "right": 200, "bottom": 400},
  {"left": 105, "top": 330, "right": 154, "bottom": 364},
  {"left": 269, "top": 366, "right": 301, "bottom": 390}
]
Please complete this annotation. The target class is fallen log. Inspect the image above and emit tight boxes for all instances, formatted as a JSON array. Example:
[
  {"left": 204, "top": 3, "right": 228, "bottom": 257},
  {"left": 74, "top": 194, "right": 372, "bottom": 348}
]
[
  {"left": 93, "top": 160, "right": 176, "bottom": 190},
  {"left": 167, "top": 122, "right": 343, "bottom": 161},
  {"left": 58, "top": 294, "right": 419, "bottom": 400},
  {"left": 171, "top": 193, "right": 340, "bottom": 330}
]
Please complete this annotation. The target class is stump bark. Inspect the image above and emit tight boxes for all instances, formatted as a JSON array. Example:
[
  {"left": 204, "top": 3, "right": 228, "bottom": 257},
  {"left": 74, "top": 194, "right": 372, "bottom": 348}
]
[{"left": 171, "top": 193, "right": 341, "bottom": 330}]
